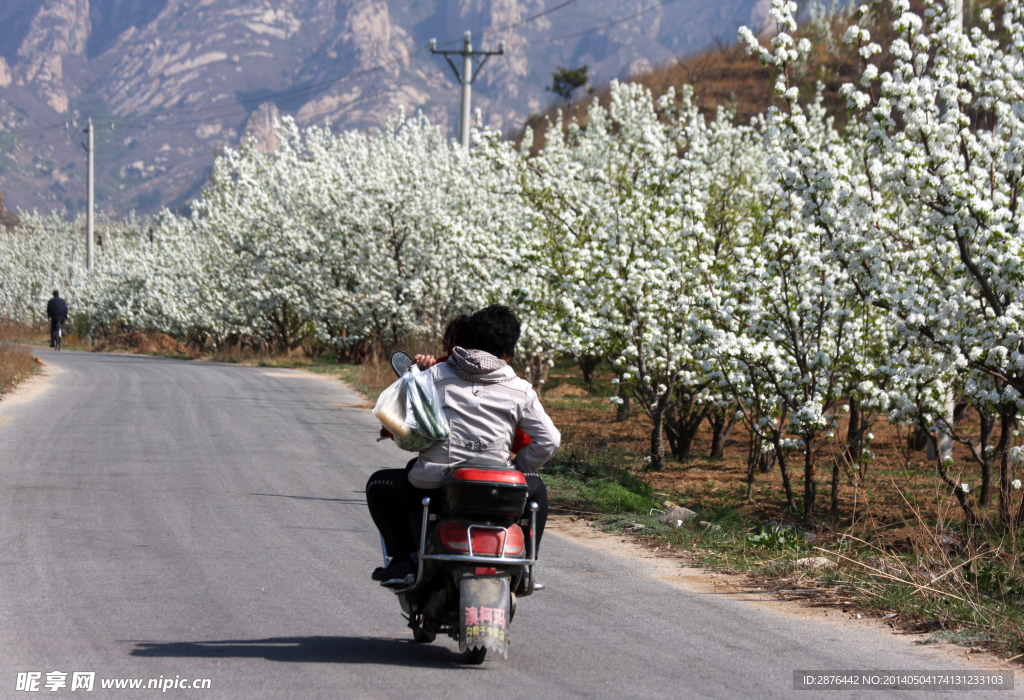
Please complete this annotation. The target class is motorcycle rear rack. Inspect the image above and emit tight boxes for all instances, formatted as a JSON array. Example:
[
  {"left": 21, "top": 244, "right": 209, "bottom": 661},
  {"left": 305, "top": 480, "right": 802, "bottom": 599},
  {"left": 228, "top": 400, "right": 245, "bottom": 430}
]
[{"left": 385, "top": 497, "right": 539, "bottom": 594}]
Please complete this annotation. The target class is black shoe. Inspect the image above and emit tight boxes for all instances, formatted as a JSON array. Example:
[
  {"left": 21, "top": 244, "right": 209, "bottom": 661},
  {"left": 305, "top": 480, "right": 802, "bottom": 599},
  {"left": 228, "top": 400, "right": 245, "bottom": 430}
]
[
  {"left": 372, "top": 557, "right": 415, "bottom": 582},
  {"left": 381, "top": 573, "right": 415, "bottom": 588}
]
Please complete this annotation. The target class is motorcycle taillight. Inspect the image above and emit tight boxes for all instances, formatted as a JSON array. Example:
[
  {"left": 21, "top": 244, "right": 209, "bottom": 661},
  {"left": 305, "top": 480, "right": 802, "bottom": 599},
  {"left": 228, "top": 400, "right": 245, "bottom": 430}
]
[
  {"left": 452, "top": 468, "right": 527, "bottom": 485},
  {"left": 437, "top": 522, "right": 525, "bottom": 557},
  {"left": 502, "top": 524, "right": 525, "bottom": 556}
]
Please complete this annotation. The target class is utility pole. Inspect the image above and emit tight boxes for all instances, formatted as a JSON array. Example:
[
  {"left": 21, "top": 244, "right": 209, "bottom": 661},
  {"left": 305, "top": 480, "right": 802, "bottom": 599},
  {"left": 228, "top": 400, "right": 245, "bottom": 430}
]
[
  {"left": 930, "top": 0, "right": 963, "bottom": 465},
  {"left": 430, "top": 32, "right": 505, "bottom": 151},
  {"left": 84, "top": 118, "right": 94, "bottom": 271}
]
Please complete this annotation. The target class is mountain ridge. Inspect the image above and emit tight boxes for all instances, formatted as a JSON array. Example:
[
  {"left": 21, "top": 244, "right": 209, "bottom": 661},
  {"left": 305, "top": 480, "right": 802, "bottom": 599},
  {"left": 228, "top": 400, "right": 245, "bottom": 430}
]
[{"left": 0, "top": 0, "right": 773, "bottom": 217}]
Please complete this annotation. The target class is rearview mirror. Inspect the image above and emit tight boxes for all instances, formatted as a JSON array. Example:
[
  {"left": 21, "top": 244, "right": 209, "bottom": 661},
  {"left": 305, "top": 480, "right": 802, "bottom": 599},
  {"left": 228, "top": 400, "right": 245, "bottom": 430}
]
[{"left": 391, "top": 351, "right": 414, "bottom": 377}]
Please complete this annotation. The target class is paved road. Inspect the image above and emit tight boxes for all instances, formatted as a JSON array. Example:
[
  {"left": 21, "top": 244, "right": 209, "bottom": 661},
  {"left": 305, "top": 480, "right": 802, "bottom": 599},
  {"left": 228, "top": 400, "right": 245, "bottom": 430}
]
[{"left": 0, "top": 350, "right": 1016, "bottom": 699}]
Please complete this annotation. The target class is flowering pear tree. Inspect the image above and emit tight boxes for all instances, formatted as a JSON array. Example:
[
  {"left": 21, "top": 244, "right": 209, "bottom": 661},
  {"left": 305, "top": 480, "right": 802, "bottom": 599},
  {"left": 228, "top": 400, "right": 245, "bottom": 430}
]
[
  {"left": 506, "top": 82, "right": 764, "bottom": 469},
  {"left": 742, "top": 0, "right": 1024, "bottom": 526}
]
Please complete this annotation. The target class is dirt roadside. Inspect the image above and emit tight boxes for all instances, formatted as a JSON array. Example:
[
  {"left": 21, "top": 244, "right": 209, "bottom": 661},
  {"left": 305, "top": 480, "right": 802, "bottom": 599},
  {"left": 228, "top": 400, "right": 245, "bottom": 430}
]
[
  {"left": 546, "top": 514, "right": 1016, "bottom": 673},
  {"left": 0, "top": 357, "right": 57, "bottom": 416}
]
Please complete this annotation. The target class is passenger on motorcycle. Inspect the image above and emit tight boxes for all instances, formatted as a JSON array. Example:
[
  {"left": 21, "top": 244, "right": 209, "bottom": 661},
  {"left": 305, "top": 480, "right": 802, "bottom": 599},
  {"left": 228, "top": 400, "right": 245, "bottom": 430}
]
[
  {"left": 365, "top": 304, "right": 560, "bottom": 583},
  {"left": 408, "top": 314, "right": 534, "bottom": 455}
]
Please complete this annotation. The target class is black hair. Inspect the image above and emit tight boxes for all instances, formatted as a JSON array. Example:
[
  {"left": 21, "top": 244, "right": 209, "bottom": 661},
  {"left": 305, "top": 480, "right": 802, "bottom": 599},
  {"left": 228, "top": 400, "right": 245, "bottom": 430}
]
[
  {"left": 461, "top": 304, "right": 520, "bottom": 360},
  {"left": 441, "top": 315, "right": 470, "bottom": 354},
  {"left": 52, "top": 290, "right": 59, "bottom": 297}
]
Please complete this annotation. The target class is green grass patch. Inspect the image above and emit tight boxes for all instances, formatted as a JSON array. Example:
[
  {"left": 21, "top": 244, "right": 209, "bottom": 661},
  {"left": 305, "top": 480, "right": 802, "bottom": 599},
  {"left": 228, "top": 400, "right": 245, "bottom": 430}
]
[
  {"left": 540, "top": 452, "right": 760, "bottom": 570},
  {"left": 542, "top": 453, "right": 660, "bottom": 515}
]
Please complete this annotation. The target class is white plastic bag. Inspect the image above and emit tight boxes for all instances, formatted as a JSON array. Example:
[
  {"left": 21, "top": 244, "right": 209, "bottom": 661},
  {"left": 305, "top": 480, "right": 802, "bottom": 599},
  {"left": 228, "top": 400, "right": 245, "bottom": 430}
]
[
  {"left": 372, "top": 376, "right": 411, "bottom": 439},
  {"left": 372, "top": 366, "right": 450, "bottom": 452}
]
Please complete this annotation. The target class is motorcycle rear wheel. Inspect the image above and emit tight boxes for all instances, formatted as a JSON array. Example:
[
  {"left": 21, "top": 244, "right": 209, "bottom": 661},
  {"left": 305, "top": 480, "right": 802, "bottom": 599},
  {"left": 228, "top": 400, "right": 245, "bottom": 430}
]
[{"left": 460, "top": 647, "right": 487, "bottom": 665}]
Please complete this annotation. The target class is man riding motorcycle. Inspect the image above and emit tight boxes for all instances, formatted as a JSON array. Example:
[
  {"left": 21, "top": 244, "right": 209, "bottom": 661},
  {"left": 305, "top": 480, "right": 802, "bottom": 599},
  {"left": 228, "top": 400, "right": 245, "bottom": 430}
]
[{"left": 365, "top": 304, "right": 560, "bottom": 583}]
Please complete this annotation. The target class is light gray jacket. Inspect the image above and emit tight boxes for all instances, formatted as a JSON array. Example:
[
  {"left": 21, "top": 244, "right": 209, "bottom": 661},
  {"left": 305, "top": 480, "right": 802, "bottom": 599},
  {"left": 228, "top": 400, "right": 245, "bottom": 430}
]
[{"left": 407, "top": 360, "right": 561, "bottom": 488}]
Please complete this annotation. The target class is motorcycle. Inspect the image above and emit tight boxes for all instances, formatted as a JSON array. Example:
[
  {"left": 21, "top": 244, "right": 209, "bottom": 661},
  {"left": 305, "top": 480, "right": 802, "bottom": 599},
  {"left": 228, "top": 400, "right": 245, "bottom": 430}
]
[{"left": 378, "top": 351, "right": 540, "bottom": 665}]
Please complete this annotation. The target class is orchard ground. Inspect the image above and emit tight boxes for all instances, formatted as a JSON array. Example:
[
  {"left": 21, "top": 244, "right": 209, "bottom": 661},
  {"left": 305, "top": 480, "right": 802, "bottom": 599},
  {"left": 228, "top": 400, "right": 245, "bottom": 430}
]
[{"left": 4, "top": 323, "right": 1024, "bottom": 663}]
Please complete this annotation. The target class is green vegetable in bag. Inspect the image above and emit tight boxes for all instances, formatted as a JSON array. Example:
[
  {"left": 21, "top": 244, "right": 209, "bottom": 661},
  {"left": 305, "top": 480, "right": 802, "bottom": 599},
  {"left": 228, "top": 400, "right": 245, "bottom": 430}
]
[
  {"left": 372, "top": 366, "right": 450, "bottom": 453},
  {"left": 405, "top": 367, "right": 450, "bottom": 442}
]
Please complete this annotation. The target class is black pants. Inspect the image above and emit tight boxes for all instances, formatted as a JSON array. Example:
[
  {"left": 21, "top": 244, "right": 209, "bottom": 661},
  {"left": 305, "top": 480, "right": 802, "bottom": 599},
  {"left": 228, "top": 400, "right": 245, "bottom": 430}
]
[
  {"left": 49, "top": 318, "right": 65, "bottom": 345},
  {"left": 365, "top": 465, "right": 548, "bottom": 561}
]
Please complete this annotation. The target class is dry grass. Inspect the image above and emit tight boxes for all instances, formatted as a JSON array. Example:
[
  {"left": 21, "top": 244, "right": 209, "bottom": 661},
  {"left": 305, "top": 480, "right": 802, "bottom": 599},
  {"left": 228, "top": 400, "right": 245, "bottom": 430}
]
[
  {"left": 355, "top": 358, "right": 397, "bottom": 397},
  {"left": 92, "top": 332, "right": 194, "bottom": 357},
  {"left": 0, "top": 341, "right": 37, "bottom": 396},
  {"left": 0, "top": 321, "right": 86, "bottom": 350},
  {"left": 0, "top": 322, "right": 41, "bottom": 344},
  {"left": 0, "top": 322, "right": 42, "bottom": 395}
]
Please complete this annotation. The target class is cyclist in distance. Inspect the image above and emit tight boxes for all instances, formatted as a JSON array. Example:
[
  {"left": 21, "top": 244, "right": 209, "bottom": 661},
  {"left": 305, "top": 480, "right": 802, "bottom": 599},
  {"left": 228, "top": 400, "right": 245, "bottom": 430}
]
[{"left": 47, "top": 290, "right": 68, "bottom": 350}]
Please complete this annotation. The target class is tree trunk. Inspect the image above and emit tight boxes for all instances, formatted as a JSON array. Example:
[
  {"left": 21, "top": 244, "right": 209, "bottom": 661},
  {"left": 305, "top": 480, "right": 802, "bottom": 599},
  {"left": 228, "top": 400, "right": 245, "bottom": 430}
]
[
  {"left": 1002, "top": 445, "right": 1015, "bottom": 530},
  {"left": 709, "top": 410, "right": 738, "bottom": 459},
  {"left": 1000, "top": 407, "right": 1016, "bottom": 529},
  {"left": 979, "top": 410, "right": 994, "bottom": 507},
  {"left": 615, "top": 381, "right": 630, "bottom": 421},
  {"left": 676, "top": 415, "right": 703, "bottom": 461},
  {"left": 649, "top": 402, "right": 667, "bottom": 471},
  {"left": 772, "top": 434, "right": 797, "bottom": 511},
  {"left": 746, "top": 432, "right": 760, "bottom": 500},
  {"left": 645, "top": 379, "right": 673, "bottom": 472},
  {"left": 936, "top": 452, "right": 980, "bottom": 525},
  {"left": 804, "top": 437, "right": 817, "bottom": 524},
  {"left": 829, "top": 455, "right": 840, "bottom": 524},
  {"left": 665, "top": 402, "right": 710, "bottom": 461},
  {"left": 526, "top": 354, "right": 550, "bottom": 388},
  {"left": 664, "top": 407, "right": 679, "bottom": 459},
  {"left": 847, "top": 396, "right": 863, "bottom": 484},
  {"left": 578, "top": 354, "right": 601, "bottom": 385},
  {"left": 909, "top": 425, "right": 929, "bottom": 453}
]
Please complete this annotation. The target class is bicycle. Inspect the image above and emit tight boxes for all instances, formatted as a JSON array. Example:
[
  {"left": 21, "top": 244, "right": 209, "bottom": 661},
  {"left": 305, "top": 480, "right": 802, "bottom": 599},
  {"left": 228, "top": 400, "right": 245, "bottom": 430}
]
[{"left": 51, "top": 321, "right": 64, "bottom": 351}]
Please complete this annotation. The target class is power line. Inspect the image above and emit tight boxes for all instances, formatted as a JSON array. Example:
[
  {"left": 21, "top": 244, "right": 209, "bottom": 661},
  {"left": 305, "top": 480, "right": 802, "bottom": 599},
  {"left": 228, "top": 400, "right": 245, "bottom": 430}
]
[
  {"left": 456, "top": 0, "right": 583, "bottom": 45},
  {"left": 522, "top": 0, "right": 682, "bottom": 46},
  {"left": 4, "top": 51, "right": 427, "bottom": 139},
  {"left": 22, "top": 135, "right": 72, "bottom": 148},
  {"left": 4, "top": 120, "right": 67, "bottom": 138},
  {"left": 26, "top": 73, "right": 430, "bottom": 151},
  {"left": 144, "top": 74, "right": 431, "bottom": 133}
]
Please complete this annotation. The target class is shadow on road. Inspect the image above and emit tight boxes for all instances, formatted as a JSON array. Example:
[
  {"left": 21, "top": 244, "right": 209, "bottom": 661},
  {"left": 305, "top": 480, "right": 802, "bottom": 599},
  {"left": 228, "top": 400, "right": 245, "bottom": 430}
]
[
  {"left": 248, "top": 493, "right": 366, "bottom": 505},
  {"left": 129, "top": 636, "right": 473, "bottom": 668}
]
